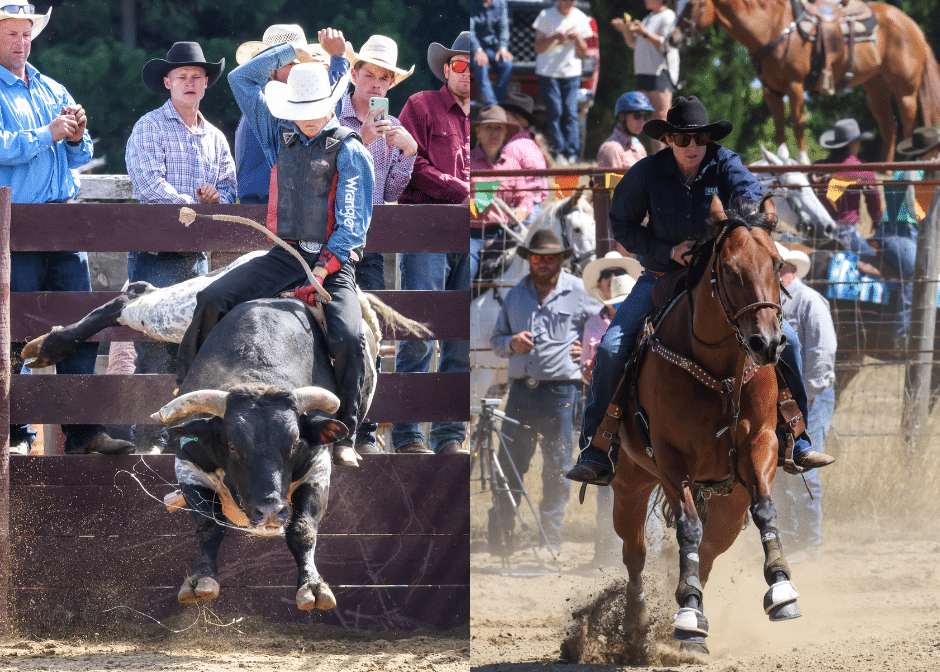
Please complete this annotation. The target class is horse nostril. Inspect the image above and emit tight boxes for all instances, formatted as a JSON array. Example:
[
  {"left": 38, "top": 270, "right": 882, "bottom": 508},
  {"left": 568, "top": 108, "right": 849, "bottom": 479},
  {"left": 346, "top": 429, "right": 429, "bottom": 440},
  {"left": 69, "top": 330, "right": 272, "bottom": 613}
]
[{"left": 748, "top": 335, "right": 767, "bottom": 355}]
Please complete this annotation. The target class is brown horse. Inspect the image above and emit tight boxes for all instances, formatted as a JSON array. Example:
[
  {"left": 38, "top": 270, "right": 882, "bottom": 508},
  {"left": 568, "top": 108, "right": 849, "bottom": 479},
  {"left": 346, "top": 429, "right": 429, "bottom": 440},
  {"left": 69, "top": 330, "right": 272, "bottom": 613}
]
[
  {"left": 674, "top": 0, "right": 940, "bottom": 162},
  {"left": 612, "top": 199, "right": 798, "bottom": 653}
]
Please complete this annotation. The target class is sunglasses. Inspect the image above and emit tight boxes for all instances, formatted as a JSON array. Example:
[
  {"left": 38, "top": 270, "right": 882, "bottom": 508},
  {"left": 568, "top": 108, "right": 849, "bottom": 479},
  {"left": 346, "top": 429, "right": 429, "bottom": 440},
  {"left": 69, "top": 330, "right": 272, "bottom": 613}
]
[
  {"left": 630, "top": 111, "right": 652, "bottom": 121},
  {"left": 667, "top": 132, "right": 712, "bottom": 147},
  {"left": 448, "top": 59, "right": 470, "bottom": 74},
  {"left": 529, "top": 253, "right": 560, "bottom": 264},
  {"left": 599, "top": 268, "right": 628, "bottom": 280},
  {"left": 1, "top": 4, "right": 35, "bottom": 13}
]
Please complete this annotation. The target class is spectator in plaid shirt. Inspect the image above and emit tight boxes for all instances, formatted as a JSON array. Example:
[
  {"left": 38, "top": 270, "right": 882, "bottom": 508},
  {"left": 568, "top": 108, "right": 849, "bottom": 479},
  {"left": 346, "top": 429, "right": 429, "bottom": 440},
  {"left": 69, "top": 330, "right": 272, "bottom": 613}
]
[{"left": 124, "top": 41, "right": 236, "bottom": 453}]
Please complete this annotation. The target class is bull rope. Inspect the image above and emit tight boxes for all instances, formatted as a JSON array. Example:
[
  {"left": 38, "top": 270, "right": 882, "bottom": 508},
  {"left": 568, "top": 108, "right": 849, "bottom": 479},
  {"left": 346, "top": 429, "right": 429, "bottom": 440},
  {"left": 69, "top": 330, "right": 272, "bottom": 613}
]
[{"left": 178, "top": 207, "right": 332, "bottom": 303}]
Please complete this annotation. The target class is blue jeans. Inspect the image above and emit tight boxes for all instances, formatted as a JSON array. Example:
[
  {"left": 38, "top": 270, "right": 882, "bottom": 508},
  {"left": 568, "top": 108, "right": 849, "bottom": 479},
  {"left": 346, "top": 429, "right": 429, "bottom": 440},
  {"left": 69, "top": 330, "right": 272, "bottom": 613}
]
[
  {"left": 578, "top": 272, "right": 811, "bottom": 466},
  {"left": 393, "top": 252, "right": 470, "bottom": 452},
  {"left": 773, "top": 385, "right": 832, "bottom": 553},
  {"left": 538, "top": 74, "right": 580, "bottom": 160},
  {"left": 470, "top": 47, "right": 513, "bottom": 106},
  {"left": 469, "top": 236, "right": 485, "bottom": 284},
  {"left": 11, "top": 251, "right": 103, "bottom": 449},
  {"left": 837, "top": 225, "right": 877, "bottom": 262},
  {"left": 874, "top": 221, "right": 917, "bottom": 344},
  {"left": 355, "top": 252, "right": 386, "bottom": 291},
  {"left": 494, "top": 380, "right": 578, "bottom": 547}
]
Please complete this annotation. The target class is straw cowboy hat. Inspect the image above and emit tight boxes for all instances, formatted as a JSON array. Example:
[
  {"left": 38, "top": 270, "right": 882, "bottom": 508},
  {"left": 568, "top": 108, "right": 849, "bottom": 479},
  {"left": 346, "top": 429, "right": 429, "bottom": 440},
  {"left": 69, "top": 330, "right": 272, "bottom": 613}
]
[
  {"left": 818, "top": 118, "right": 875, "bottom": 149},
  {"left": 896, "top": 126, "right": 940, "bottom": 158},
  {"left": 352, "top": 35, "right": 414, "bottom": 88},
  {"left": 0, "top": 1, "right": 50, "bottom": 39},
  {"left": 264, "top": 63, "right": 350, "bottom": 121},
  {"left": 643, "top": 96, "right": 732, "bottom": 142},
  {"left": 236, "top": 24, "right": 320, "bottom": 65},
  {"left": 775, "top": 242, "right": 811, "bottom": 279},
  {"left": 472, "top": 105, "right": 519, "bottom": 136},
  {"left": 602, "top": 273, "right": 637, "bottom": 307},
  {"left": 582, "top": 251, "right": 643, "bottom": 303},
  {"left": 142, "top": 42, "right": 225, "bottom": 94},
  {"left": 517, "top": 229, "right": 572, "bottom": 261},
  {"left": 428, "top": 31, "right": 473, "bottom": 83}
]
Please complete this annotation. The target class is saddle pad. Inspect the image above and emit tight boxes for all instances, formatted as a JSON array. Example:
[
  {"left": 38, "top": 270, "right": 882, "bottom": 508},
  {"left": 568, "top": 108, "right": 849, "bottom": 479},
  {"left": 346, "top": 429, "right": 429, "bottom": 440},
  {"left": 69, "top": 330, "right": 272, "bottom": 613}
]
[{"left": 826, "top": 251, "right": 892, "bottom": 305}]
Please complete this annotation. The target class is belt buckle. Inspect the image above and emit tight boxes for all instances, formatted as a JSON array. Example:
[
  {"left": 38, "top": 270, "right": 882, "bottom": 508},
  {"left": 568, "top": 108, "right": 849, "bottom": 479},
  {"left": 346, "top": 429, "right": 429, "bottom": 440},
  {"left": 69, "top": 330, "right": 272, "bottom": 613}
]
[{"left": 525, "top": 377, "right": 539, "bottom": 389}]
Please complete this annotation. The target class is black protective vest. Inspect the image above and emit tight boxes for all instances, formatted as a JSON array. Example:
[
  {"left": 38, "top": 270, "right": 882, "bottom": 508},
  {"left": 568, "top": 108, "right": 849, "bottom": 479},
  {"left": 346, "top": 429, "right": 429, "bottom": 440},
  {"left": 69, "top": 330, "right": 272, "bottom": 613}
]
[{"left": 275, "top": 125, "right": 359, "bottom": 243}]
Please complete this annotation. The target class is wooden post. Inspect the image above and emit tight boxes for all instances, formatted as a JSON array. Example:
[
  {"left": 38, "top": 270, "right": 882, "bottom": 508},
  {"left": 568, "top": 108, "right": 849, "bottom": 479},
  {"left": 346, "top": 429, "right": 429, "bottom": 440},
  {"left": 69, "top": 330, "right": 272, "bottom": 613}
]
[
  {"left": 591, "top": 177, "right": 612, "bottom": 255},
  {"left": 902, "top": 177, "right": 940, "bottom": 449},
  {"left": 0, "top": 186, "right": 11, "bottom": 635}
]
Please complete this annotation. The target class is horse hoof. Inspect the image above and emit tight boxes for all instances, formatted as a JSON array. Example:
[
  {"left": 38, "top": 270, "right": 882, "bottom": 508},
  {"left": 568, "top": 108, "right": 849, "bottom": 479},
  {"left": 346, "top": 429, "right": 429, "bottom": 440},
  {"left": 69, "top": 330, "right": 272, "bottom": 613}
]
[
  {"left": 178, "top": 576, "right": 219, "bottom": 604},
  {"left": 296, "top": 582, "right": 336, "bottom": 611},
  {"left": 763, "top": 579, "right": 800, "bottom": 617},
  {"left": 672, "top": 607, "right": 708, "bottom": 648},
  {"left": 768, "top": 600, "right": 801, "bottom": 621}
]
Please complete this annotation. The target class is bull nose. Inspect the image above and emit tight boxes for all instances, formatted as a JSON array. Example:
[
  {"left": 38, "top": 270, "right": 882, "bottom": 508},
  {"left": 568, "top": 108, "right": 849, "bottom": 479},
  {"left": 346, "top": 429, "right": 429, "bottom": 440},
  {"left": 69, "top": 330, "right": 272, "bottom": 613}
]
[{"left": 251, "top": 501, "right": 290, "bottom": 528}]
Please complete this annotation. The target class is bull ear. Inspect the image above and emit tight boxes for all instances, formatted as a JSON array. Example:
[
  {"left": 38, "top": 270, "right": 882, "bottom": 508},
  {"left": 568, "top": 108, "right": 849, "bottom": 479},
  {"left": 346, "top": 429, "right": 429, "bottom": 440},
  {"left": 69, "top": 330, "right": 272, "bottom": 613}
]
[
  {"left": 292, "top": 386, "right": 341, "bottom": 415},
  {"left": 152, "top": 389, "right": 228, "bottom": 423},
  {"left": 300, "top": 418, "right": 349, "bottom": 446}
]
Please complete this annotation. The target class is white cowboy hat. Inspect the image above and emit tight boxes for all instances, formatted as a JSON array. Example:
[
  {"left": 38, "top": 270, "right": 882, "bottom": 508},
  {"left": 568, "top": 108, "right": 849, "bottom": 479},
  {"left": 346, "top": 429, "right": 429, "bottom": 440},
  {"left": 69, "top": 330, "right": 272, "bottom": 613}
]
[
  {"left": 582, "top": 251, "right": 643, "bottom": 303},
  {"left": 353, "top": 35, "right": 414, "bottom": 88},
  {"left": 0, "top": 1, "right": 51, "bottom": 39},
  {"left": 603, "top": 274, "right": 637, "bottom": 307},
  {"left": 264, "top": 63, "right": 350, "bottom": 121},
  {"left": 775, "top": 242, "right": 811, "bottom": 279}
]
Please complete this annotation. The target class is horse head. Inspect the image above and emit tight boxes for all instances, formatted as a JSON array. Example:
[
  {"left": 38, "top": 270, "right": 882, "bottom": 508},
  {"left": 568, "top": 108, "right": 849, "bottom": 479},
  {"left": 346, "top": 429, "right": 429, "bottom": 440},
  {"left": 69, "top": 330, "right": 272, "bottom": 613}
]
[
  {"left": 532, "top": 189, "right": 596, "bottom": 275},
  {"left": 757, "top": 145, "right": 838, "bottom": 245},
  {"left": 670, "top": 0, "right": 714, "bottom": 49},
  {"left": 691, "top": 197, "right": 784, "bottom": 367}
]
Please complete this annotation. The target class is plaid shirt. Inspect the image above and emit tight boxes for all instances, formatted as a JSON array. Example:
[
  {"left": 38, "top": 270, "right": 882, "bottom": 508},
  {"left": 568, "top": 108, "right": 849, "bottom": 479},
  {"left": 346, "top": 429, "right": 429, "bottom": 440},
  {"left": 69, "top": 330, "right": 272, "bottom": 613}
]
[
  {"left": 126, "top": 99, "right": 237, "bottom": 204},
  {"left": 502, "top": 129, "right": 548, "bottom": 206},
  {"left": 337, "top": 92, "right": 416, "bottom": 204}
]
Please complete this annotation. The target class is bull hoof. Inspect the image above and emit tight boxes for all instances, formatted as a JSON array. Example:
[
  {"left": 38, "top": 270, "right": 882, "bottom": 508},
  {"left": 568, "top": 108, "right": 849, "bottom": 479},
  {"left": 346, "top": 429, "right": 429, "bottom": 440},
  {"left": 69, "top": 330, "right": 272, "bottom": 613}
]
[
  {"left": 178, "top": 576, "right": 220, "bottom": 604},
  {"left": 332, "top": 444, "right": 360, "bottom": 468},
  {"left": 296, "top": 582, "right": 336, "bottom": 611}
]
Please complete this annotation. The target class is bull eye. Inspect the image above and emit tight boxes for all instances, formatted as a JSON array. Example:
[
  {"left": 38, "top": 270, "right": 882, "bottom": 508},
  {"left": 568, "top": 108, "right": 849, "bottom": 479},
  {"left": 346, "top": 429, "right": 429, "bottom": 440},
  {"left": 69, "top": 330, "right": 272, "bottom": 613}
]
[
  {"left": 228, "top": 441, "right": 239, "bottom": 461},
  {"left": 289, "top": 439, "right": 301, "bottom": 457}
]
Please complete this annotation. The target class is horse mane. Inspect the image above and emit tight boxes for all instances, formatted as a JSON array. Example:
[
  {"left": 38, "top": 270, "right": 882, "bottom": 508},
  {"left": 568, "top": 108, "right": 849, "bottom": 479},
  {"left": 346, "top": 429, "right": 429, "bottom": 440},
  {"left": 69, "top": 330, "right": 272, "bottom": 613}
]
[{"left": 685, "top": 200, "right": 777, "bottom": 291}]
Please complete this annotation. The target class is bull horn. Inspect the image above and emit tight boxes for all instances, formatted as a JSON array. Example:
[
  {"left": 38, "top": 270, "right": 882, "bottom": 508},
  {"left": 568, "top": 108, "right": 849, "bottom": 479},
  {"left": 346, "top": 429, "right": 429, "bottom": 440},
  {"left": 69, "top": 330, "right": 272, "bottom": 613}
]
[
  {"left": 152, "top": 389, "right": 229, "bottom": 423},
  {"left": 292, "top": 387, "right": 341, "bottom": 416}
]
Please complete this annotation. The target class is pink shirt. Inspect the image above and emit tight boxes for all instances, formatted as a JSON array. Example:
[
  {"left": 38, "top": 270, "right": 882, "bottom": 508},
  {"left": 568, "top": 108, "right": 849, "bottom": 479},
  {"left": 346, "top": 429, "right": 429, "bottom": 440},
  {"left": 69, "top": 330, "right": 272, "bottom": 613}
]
[
  {"left": 470, "top": 145, "right": 525, "bottom": 228},
  {"left": 596, "top": 128, "right": 647, "bottom": 170},
  {"left": 812, "top": 154, "right": 884, "bottom": 226},
  {"left": 501, "top": 129, "right": 549, "bottom": 206},
  {"left": 581, "top": 311, "right": 611, "bottom": 373}
]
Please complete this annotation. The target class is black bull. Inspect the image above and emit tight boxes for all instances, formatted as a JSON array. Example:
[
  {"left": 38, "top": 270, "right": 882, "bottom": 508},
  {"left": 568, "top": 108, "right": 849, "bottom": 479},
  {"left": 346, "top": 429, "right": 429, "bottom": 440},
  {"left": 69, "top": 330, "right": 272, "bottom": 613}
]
[{"left": 152, "top": 298, "right": 349, "bottom": 610}]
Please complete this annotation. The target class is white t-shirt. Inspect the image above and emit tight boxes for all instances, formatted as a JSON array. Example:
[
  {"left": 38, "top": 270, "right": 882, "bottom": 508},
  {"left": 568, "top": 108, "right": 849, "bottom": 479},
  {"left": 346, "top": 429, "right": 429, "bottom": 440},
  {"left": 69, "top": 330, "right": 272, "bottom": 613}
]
[
  {"left": 532, "top": 6, "right": 594, "bottom": 79},
  {"left": 634, "top": 7, "right": 679, "bottom": 84}
]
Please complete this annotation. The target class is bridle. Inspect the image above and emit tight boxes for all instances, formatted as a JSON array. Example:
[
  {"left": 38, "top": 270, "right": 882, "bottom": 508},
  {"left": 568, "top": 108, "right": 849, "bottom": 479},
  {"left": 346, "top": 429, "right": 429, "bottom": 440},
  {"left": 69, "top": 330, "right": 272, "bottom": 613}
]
[{"left": 689, "top": 222, "right": 784, "bottom": 352}]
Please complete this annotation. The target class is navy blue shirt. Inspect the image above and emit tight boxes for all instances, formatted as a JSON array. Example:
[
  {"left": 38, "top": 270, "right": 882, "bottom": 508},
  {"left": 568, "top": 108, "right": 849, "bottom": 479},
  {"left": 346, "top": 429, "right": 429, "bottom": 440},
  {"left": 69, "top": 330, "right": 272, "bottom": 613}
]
[
  {"left": 469, "top": 0, "right": 511, "bottom": 52},
  {"left": 609, "top": 144, "right": 763, "bottom": 272}
]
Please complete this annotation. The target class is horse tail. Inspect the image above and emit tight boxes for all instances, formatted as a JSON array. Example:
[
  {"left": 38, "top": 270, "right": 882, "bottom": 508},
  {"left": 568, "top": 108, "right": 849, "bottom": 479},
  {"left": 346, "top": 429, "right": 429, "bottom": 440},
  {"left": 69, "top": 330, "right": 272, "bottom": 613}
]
[{"left": 919, "top": 43, "right": 940, "bottom": 127}]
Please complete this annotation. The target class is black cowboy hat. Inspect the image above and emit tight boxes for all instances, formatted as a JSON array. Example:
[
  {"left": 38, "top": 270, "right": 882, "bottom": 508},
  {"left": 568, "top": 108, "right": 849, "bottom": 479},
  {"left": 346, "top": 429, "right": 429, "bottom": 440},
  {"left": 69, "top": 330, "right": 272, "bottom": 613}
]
[
  {"left": 896, "top": 126, "right": 940, "bottom": 158},
  {"left": 818, "top": 118, "right": 875, "bottom": 149},
  {"left": 500, "top": 91, "right": 538, "bottom": 127},
  {"left": 518, "top": 229, "right": 573, "bottom": 260},
  {"left": 142, "top": 42, "right": 225, "bottom": 95},
  {"left": 643, "top": 96, "right": 732, "bottom": 142}
]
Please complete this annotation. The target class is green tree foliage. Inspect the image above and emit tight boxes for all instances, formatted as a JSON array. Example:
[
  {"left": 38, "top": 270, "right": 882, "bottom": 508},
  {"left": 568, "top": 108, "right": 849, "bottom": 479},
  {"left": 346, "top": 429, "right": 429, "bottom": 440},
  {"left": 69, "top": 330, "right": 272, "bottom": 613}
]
[{"left": 28, "top": 0, "right": 467, "bottom": 173}]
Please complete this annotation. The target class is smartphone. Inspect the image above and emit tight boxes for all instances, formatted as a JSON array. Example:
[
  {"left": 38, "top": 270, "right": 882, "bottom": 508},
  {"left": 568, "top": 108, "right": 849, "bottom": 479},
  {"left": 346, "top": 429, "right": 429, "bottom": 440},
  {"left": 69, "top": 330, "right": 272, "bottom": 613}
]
[{"left": 369, "top": 97, "right": 389, "bottom": 135}]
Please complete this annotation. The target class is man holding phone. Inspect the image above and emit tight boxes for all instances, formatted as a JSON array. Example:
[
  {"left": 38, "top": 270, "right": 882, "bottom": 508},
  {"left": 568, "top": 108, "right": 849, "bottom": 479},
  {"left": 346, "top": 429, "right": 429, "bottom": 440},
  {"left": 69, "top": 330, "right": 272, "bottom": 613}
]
[{"left": 337, "top": 34, "right": 417, "bottom": 454}]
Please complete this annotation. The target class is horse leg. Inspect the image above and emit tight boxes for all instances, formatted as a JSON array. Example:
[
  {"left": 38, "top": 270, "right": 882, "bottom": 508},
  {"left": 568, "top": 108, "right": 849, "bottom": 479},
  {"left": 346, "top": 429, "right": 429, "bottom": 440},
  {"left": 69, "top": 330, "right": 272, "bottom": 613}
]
[
  {"left": 611, "top": 460, "right": 657, "bottom": 608},
  {"left": 762, "top": 87, "right": 789, "bottom": 154},
  {"left": 863, "top": 75, "right": 900, "bottom": 162},
  {"left": 749, "top": 495, "right": 801, "bottom": 621},
  {"left": 698, "top": 486, "right": 750, "bottom": 585},
  {"left": 662, "top": 481, "right": 709, "bottom": 652}
]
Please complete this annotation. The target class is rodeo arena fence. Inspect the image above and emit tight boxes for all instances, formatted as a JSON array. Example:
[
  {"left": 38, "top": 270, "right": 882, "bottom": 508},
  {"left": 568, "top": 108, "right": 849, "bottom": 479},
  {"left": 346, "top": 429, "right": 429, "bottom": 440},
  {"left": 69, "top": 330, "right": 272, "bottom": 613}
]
[
  {"left": 471, "top": 160, "right": 940, "bottom": 474},
  {"left": 0, "top": 182, "right": 470, "bottom": 634}
]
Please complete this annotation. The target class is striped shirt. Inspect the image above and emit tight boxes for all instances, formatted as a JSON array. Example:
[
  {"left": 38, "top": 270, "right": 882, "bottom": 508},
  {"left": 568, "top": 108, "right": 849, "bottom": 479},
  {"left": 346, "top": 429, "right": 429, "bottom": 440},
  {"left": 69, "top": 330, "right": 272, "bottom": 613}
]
[
  {"left": 126, "top": 99, "right": 237, "bottom": 204},
  {"left": 337, "top": 92, "right": 416, "bottom": 204}
]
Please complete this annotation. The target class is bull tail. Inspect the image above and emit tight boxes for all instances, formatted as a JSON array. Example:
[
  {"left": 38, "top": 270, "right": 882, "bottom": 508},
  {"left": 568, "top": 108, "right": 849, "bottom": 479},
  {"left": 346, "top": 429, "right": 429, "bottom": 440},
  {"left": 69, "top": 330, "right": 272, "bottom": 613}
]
[{"left": 360, "top": 290, "right": 433, "bottom": 342}]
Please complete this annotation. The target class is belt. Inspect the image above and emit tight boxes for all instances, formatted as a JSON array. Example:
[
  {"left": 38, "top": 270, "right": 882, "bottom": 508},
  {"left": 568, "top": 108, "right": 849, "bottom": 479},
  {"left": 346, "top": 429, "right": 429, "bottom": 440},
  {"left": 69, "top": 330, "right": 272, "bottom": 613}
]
[
  {"left": 283, "top": 239, "right": 323, "bottom": 254},
  {"left": 515, "top": 378, "right": 581, "bottom": 389}
]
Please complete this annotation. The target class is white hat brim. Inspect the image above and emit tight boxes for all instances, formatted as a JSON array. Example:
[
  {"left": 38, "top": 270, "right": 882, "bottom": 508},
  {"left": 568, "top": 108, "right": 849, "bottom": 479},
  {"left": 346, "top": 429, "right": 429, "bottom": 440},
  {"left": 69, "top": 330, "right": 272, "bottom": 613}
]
[
  {"left": 775, "top": 242, "right": 811, "bottom": 279},
  {"left": 1, "top": 6, "right": 51, "bottom": 39},
  {"left": 264, "top": 71, "right": 350, "bottom": 121},
  {"left": 353, "top": 55, "right": 414, "bottom": 88},
  {"left": 582, "top": 254, "right": 643, "bottom": 295}
]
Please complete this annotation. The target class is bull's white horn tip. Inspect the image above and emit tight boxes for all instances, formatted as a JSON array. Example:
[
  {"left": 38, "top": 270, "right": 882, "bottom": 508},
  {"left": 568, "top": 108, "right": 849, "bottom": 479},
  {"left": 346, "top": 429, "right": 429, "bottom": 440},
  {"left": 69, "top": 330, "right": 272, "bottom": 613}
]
[
  {"left": 179, "top": 207, "right": 197, "bottom": 226},
  {"left": 151, "top": 411, "right": 166, "bottom": 423}
]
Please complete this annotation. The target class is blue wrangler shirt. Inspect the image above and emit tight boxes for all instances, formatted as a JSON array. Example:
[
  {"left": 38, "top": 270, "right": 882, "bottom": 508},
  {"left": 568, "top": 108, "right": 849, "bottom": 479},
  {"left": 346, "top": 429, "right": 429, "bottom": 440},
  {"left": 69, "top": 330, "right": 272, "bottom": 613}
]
[
  {"left": 0, "top": 62, "right": 93, "bottom": 203},
  {"left": 609, "top": 144, "right": 763, "bottom": 273}
]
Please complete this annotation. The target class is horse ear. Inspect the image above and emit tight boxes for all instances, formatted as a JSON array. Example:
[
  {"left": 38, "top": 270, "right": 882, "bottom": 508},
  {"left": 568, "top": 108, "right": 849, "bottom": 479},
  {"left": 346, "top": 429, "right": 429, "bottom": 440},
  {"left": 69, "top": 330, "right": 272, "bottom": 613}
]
[
  {"left": 709, "top": 194, "right": 727, "bottom": 222},
  {"left": 760, "top": 195, "right": 777, "bottom": 224}
]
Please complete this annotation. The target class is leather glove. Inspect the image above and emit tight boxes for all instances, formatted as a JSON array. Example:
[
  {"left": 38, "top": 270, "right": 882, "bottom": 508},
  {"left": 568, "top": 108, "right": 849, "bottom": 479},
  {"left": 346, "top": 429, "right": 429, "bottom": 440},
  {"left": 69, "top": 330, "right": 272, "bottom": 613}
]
[{"left": 293, "top": 276, "right": 325, "bottom": 306}]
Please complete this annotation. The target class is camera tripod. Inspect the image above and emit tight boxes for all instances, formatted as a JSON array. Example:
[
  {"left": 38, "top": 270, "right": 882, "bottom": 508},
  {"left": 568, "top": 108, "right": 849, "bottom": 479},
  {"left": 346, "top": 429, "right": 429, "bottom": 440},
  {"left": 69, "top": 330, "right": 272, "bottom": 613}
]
[{"left": 470, "top": 398, "right": 562, "bottom": 572}]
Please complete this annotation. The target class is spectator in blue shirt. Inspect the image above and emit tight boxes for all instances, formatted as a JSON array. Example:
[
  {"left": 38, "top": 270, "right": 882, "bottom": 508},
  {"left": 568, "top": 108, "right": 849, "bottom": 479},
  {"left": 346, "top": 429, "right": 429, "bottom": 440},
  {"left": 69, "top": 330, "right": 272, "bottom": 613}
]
[
  {"left": 0, "top": 1, "right": 132, "bottom": 455},
  {"left": 566, "top": 96, "right": 834, "bottom": 488},
  {"left": 469, "top": 0, "right": 514, "bottom": 106}
]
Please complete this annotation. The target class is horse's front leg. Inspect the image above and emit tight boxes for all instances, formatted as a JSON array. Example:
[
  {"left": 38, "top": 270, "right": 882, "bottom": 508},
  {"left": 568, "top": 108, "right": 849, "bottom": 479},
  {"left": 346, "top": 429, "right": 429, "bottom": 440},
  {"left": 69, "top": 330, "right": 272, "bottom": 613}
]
[
  {"left": 664, "top": 480, "right": 709, "bottom": 652},
  {"left": 611, "top": 459, "right": 657, "bottom": 609},
  {"left": 750, "top": 492, "right": 801, "bottom": 621}
]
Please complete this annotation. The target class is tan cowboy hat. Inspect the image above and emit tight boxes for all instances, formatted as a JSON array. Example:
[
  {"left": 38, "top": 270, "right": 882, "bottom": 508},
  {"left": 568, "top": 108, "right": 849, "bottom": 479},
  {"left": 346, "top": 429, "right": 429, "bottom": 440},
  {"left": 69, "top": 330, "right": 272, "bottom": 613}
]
[
  {"left": 236, "top": 24, "right": 318, "bottom": 65},
  {"left": 428, "top": 31, "right": 473, "bottom": 83},
  {"left": 582, "top": 251, "right": 643, "bottom": 303},
  {"left": 775, "top": 242, "right": 810, "bottom": 279},
  {"left": 264, "top": 63, "right": 350, "bottom": 121},
  {"left": 472, "top": 105, "right": 519, "bottom": 137},
  {"left": 352, "top": 35, "right": 414, "bottom": 88},
  {"left": 602, "top": 273, "right": 637, "bottom": 307},
  {"left": 0, "top": 1, "right": 50, "bottom": 39}
]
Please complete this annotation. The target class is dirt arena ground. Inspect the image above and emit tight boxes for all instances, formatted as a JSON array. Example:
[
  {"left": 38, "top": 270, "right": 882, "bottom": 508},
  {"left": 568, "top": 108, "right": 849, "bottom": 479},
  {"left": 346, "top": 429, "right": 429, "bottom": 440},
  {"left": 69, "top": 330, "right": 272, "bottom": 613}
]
[{"left": 470, "top": 364, "right": 940, "bottom": 671}]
